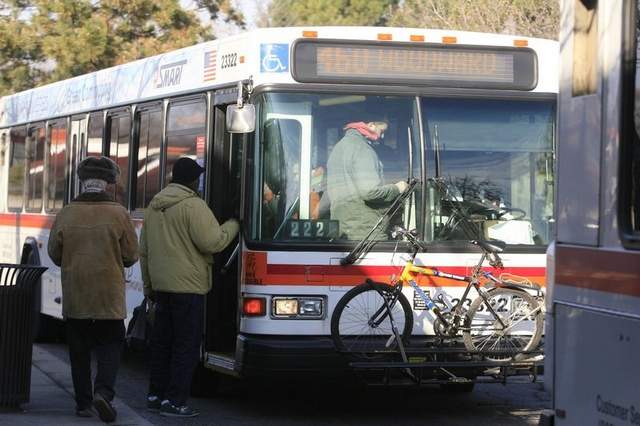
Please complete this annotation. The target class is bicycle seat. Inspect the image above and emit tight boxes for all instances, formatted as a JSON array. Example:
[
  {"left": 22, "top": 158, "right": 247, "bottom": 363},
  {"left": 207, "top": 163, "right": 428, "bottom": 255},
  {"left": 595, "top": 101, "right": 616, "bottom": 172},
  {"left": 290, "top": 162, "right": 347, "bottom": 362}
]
[{"left": 471, "top": 239, "right": 506, "bottom": 253}]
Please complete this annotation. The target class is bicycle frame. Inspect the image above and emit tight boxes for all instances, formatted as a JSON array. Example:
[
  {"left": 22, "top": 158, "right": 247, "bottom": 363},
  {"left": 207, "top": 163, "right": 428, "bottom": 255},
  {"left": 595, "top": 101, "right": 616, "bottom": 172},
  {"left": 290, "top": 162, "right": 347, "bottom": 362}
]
[{"left": 395, "top": 244, "right": 508, "bottom": 332}]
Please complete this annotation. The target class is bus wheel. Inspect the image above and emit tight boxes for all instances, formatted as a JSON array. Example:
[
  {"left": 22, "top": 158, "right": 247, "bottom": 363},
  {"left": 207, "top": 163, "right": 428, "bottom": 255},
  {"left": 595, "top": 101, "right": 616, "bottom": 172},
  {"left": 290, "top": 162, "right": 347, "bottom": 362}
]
[
  {"left": 34, "top": 314, "right": 64, "bottom": 343},
  {"left": 190, "top": 363, "right": 220, "bottom": 397},
  {"left": 439, "top": 382, "right": 475, "bottom": 393}
]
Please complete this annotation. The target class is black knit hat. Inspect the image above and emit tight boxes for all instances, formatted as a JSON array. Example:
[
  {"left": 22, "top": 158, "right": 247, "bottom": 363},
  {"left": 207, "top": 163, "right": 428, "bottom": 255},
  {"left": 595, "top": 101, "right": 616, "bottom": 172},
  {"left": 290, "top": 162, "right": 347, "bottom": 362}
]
[
  {"left": 171, "top": 157, "right": 205, "bottom": 185},
  {"left": 77, "top": 156, "right": 120, "bottom": 184}
]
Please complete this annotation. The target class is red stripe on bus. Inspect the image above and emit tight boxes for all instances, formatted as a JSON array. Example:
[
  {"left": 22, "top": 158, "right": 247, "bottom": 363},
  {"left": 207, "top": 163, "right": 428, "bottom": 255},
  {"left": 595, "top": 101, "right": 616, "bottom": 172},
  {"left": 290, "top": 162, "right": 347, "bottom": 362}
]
[
  {"left": 0, "top": 213, "right": 145, "bottom": 229},
  {"left": 266, "top": 263, "right": 544, "bottom": 277},
  {"left": 242, "top": 251, "right": 545, "bottom": 286},
  {"left": 556, "top": 245, "right": 640, "bottom": 297},
  {"left": 0, "top": 213, "right": 55, "bottom": 229}
]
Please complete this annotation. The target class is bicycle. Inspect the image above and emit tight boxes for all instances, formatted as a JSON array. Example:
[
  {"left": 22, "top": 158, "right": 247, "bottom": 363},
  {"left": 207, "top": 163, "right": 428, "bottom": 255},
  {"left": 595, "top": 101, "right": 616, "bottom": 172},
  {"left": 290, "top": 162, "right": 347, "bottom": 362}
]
[{"left": 330, "top": 227, "right": 544, "bottom": 363}]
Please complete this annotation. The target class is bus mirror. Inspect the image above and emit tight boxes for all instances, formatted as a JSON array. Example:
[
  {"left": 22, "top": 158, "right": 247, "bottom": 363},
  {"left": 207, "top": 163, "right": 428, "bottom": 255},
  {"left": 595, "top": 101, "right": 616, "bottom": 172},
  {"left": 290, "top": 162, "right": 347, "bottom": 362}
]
[{"left": 226, "top": 104, "right": 256, "bottom": 134}]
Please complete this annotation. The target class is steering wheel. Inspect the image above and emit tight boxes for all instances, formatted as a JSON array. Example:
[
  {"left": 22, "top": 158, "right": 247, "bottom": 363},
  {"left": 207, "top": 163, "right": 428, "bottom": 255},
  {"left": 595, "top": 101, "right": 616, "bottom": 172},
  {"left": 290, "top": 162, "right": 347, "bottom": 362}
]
[{"left": 496, "top": 207, "right": 527, "bottom": 220}]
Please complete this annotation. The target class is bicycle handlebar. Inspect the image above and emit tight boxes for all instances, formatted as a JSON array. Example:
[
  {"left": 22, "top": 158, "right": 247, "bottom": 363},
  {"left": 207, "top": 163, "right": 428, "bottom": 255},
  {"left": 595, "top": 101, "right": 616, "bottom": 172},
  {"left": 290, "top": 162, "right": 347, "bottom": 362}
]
[{"left": 394, "top": 226, "right": 505, "bottom": 269}]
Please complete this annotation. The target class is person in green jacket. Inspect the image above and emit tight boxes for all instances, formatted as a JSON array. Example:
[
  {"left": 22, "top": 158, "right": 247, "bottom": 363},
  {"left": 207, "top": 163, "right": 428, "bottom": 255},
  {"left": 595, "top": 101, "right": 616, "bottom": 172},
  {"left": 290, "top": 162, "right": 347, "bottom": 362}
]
[
  {"left": 327, "top": 120, "right": 408, "bottom": 240},
  {"left": 140, "top": 157, "right": 239, "bottom": 418}
]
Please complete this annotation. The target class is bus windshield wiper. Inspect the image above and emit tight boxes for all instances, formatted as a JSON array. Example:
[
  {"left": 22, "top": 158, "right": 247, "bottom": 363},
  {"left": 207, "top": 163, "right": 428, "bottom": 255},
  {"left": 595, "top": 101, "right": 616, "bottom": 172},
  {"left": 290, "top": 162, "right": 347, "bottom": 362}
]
[
  {"left": 273, "top": 196, "right": 300, "bottom": 239},
  {"left": 341, "top": 178, "right": 420, "bottom": 265}
]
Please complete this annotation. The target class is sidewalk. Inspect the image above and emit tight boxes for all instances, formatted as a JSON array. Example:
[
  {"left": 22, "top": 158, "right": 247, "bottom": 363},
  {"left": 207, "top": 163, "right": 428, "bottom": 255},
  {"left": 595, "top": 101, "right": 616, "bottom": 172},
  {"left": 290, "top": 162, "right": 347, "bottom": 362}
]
[{"left": 0, "top": 345, "right": 152, "bottom": 426}]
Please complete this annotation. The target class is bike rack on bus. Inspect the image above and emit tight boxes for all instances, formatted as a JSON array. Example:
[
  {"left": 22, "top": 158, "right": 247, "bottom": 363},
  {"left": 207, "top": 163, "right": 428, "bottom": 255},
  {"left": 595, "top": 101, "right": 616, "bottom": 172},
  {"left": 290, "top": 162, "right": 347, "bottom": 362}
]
[{"left": 340, "top": 345, "right": 544, "bottom": 387}]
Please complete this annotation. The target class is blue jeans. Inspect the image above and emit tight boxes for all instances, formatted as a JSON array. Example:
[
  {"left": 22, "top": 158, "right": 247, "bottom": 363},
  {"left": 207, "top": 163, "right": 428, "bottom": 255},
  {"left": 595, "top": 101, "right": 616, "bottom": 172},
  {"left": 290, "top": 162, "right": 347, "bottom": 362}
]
[{"left": 148, "top": 292, "right": 204, "bottom": 406}]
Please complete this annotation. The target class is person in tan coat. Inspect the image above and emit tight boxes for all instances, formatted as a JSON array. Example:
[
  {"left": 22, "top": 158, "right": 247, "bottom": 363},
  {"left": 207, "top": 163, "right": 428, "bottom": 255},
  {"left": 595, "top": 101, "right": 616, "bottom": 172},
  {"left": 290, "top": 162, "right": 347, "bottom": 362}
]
[
  {"left": 141, "top": 157, "right": 239, "bottom": 418},
  {"left": 48, "top": 156, "right": 139, "bottom": 423}
]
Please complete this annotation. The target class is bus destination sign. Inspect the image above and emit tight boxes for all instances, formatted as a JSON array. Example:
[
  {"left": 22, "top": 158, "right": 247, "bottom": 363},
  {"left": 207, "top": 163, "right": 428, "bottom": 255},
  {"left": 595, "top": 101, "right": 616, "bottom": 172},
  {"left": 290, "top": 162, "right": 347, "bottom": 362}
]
[{"left": 293, "top": 40, "right": 537, "bottom": 90}]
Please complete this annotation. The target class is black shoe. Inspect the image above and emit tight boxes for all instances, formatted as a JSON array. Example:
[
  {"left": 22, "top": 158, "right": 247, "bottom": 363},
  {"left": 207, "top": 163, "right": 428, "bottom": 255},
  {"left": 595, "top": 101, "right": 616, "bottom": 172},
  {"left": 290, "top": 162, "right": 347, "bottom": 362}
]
[
  {"left": 159, "top": 401, "right": 200, "bottom": 418},
  {"left": 76, "top": 407, "right": 95, "bottom": 417},
  {"left": 93, "top": 393, "right": 117, "bottom": 423},
  {"left": 147, "top": 395, "right": 162, "bottom": 412}
]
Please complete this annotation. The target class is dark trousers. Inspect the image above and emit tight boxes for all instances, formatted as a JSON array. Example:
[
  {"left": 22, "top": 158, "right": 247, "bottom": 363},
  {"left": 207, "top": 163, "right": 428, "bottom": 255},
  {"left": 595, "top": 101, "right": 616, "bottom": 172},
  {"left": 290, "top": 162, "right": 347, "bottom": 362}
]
[
  {"left": 148, "top": 292, "right": 204, "bottom": 406},
  {"left": 66, "top": 319, "right": 125, "bottom": 410}
]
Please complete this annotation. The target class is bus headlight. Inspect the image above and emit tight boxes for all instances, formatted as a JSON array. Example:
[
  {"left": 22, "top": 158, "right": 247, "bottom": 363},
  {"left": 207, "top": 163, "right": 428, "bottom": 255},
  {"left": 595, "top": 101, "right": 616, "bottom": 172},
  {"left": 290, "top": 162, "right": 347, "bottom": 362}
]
[
  {"left": 273, "top": 298, "right": 298, "bottom": 315},
  {"left": 272, "top": 297, "right": 324, "bottom": 319}
]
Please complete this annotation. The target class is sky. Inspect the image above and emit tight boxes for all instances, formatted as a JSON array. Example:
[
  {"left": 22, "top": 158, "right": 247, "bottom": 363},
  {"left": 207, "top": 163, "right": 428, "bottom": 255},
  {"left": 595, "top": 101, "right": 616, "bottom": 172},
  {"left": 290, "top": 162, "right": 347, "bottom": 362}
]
[
  {"left": 6, "top": 0, "right": 263, "bottom": 36},
  {"left": 181, "top": 0, "right": 265, "bottom": 36}
]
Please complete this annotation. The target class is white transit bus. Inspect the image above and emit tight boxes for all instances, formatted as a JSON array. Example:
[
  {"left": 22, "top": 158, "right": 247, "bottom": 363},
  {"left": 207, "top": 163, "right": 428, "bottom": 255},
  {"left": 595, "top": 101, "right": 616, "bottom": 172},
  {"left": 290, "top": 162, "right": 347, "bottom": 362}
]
[
  {"left": 545, "top": 0, "right": 640, "bottom": 423},
  {"left": 0, "top": 27, "right": 557, "bottom": 383}
]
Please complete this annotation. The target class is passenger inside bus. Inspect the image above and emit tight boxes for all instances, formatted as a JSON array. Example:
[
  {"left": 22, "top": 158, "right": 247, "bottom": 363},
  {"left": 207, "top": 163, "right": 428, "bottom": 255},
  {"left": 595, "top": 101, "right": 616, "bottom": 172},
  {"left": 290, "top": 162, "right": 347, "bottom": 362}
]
[
  {"left": 258, "top": 94, "right": 417, "bottom": 242},
  {"left": 326, "top": 119, "right": 408, "bottom": 240}
]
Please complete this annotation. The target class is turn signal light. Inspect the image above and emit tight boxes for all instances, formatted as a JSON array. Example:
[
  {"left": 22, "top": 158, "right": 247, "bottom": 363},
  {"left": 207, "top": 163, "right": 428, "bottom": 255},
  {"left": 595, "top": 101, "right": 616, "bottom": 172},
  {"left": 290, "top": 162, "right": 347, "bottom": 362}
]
[{"left": 243, "top": 297, "right": 266, "bottom": 316}]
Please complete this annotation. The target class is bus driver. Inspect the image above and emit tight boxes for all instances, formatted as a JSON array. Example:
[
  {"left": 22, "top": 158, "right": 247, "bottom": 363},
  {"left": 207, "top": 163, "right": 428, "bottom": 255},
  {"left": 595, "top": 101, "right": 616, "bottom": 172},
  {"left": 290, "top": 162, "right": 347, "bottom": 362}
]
[{"left": 327, "top": 120, "right": 408, "bottom": 240}]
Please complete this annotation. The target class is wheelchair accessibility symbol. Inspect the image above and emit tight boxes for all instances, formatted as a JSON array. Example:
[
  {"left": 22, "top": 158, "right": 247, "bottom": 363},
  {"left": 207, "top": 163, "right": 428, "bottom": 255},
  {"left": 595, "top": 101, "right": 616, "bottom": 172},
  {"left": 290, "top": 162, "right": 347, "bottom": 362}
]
[{"left": 260, "top": 44, "right": 289, "bottom": 73}]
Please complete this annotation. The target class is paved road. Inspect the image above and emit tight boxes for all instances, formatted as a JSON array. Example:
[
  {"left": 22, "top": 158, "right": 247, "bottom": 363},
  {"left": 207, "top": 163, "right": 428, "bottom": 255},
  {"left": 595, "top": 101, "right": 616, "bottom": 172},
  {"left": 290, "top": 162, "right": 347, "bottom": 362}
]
[{"left": 40, "top": 343, "right": 550, "bottom": 426}]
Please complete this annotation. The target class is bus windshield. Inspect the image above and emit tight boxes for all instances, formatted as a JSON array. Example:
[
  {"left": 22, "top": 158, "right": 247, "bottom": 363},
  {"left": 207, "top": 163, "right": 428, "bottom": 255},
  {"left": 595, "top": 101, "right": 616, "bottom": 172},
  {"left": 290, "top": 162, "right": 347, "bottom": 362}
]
[{"left": 252, "top": 92, "right": 555, "bottom": 246}]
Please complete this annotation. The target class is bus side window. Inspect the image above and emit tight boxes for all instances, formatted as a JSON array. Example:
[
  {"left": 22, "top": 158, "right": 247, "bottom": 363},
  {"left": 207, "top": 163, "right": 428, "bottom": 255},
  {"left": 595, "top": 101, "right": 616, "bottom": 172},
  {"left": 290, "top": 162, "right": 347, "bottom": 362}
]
[
  {"left": 25, "top": 123, "right": 45, "bottom": 212},
  {"left": 165, "top": 97, "right": 207, "bottom": 190},
  {"left": 87, "top": 112, "right": 105, "bottom": 157},
  {"left": 134, "top": 106, "right": 163, "bottom": 210},
  {"left": 45, "top": 121, "right": 67, "bottom": 213},
  {"left": 8, "top": 126, "right": 27, "bottom": 212},
  {"left": 106, "top": 110, "right": 131, "bottom": 207}
]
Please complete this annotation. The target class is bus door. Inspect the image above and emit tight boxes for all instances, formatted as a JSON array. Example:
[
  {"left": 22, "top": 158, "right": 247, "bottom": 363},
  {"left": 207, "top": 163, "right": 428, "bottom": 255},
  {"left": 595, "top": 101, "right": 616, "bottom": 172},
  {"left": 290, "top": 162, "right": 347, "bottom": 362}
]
[
  {"left": 205, "top": 99, "right": 245, "bottom": 366},
  {"left": 68, "top": 117, "right": 88, "bottom": 200}
]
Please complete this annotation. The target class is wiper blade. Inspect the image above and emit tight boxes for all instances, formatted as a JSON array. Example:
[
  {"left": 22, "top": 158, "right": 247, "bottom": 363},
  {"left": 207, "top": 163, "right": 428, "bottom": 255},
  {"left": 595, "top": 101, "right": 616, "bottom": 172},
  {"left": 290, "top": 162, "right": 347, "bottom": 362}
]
[
  {"left": 341, "top": 179, "right": 420, "bottom": 265},
  {"left": 273, "top": 197, "right": 300, "bottom": 239}
]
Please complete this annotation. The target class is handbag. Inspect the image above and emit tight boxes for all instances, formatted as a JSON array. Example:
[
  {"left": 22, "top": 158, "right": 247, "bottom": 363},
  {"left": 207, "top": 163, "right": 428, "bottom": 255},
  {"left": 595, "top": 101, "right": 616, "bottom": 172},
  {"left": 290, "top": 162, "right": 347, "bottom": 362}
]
[{"left": 126, "top": 297, "right": 155, "bottom": 347}]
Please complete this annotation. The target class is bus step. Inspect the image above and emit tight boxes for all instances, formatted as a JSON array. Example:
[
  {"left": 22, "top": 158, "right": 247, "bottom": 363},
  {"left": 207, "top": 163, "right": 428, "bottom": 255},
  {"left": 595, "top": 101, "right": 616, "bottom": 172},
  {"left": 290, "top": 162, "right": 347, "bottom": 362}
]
[{"left": 205, "top": 352, "right": 237, "bottom": 375}]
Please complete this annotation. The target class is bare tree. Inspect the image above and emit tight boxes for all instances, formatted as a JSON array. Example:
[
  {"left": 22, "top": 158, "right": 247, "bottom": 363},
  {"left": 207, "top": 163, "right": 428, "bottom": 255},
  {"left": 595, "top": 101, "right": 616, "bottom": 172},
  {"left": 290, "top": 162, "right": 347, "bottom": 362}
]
[{"left": 389, "top": 0, "right": 559, "bottom": 40}]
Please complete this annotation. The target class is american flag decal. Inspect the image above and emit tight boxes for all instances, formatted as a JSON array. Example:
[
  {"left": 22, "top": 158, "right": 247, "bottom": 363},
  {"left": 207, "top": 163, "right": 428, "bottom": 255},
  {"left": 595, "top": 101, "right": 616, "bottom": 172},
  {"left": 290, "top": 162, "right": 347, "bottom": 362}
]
[{"left": 204, "top": 49, "right": 217, "bottom": 82}]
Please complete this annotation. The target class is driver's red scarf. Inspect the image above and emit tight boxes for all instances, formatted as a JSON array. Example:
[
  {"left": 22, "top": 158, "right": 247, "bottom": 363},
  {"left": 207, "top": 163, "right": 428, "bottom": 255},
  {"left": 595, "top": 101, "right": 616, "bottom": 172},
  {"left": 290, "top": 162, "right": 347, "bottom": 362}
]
[{"left": 344, "top": 122, "right": 380, "bottom": 141}]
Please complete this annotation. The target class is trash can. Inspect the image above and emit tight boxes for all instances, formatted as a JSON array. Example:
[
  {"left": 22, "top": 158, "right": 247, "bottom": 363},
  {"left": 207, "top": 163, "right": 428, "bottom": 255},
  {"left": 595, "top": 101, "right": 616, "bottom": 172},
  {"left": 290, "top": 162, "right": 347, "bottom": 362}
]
[{"left": 0, "top": 264, "right": 47, "bottom": 408}]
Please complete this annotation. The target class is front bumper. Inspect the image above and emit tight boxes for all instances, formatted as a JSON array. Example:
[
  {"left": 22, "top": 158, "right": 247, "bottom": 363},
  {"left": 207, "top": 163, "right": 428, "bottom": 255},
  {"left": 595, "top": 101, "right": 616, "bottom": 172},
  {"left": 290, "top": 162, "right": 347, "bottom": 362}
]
[
  {"left": 234, "top": 334, "right": 544, "bottom": 381},
  {"left": 235, "top": 334, "right": 350, "bottom": 377}
]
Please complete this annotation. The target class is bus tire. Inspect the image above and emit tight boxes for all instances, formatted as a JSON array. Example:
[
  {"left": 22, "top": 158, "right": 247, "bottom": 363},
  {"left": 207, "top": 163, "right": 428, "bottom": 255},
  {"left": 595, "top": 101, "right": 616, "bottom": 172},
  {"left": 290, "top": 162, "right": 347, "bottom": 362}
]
[
  {"left": 440, "top": 382, "right": 475, "bottom": 393},
  {"left": 21, "top": 242, "right": 59, "bottom": 342},
  {"left": 34, "top": 314, "right": 64, "bottom": 343},
  {"left": 33, "top": 313, "right": 49, "bottom": 342}
]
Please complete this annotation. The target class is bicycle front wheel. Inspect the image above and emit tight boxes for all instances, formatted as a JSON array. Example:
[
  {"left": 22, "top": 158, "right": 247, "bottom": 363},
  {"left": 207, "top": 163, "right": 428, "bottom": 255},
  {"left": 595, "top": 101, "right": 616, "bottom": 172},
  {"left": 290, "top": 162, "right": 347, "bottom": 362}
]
[
  {"left": 331, "top": 281, "right": 413, "bottom": 360},
  {"left": 462, "top": 288, "right": 543, "bottom": 361}
]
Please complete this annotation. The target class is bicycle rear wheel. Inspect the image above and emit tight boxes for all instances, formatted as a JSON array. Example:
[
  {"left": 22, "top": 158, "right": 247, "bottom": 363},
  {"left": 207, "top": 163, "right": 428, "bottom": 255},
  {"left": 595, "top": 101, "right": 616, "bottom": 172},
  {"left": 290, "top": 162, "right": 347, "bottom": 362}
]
[
  {"left": 462, "top": 288, "right": 543, "bottom": 361},
  {"left": 331, "top": 281, "right": 413, "bottom": 360}
]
